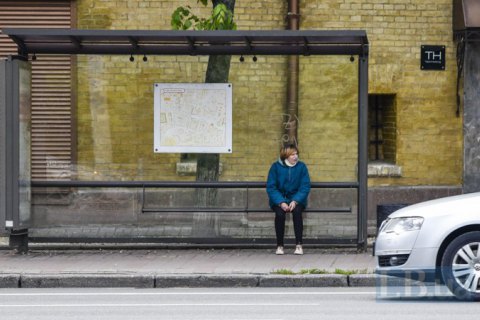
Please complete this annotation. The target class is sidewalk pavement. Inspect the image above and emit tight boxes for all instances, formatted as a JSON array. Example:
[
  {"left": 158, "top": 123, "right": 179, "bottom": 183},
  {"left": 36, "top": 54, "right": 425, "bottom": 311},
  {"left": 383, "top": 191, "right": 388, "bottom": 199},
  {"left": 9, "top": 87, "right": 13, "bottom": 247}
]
[{"left": 0, "top": 244, "right": 381, "bottom": 289}]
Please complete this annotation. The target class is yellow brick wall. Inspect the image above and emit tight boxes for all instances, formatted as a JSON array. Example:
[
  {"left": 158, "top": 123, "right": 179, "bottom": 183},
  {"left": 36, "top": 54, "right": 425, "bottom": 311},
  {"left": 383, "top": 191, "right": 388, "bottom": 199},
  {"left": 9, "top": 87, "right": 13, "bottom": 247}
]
[
  {"left": 299, "top": 55, "right": 358, "bottom": 182},
  {"left": 75, "top": 0, "right": 462, "bottom": 186},
  {"left": 76, "top": 0, "right": 289, "bottom": 181},
  {"left": 299, "top": 0, "right": 461, "bottom": 186}
]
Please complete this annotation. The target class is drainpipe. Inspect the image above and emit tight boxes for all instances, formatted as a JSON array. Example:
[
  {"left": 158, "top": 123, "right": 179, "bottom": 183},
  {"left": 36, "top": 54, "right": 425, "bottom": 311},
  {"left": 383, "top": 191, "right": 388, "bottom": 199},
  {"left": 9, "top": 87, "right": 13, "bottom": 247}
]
[{"left": 286, "top": 0, "right": 299, "bottom": 145}]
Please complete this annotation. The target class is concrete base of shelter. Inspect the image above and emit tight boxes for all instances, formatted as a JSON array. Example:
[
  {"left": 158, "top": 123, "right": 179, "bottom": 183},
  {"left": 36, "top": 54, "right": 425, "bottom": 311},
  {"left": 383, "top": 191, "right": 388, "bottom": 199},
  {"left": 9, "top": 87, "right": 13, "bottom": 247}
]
[{"left": 24, "top": 185, "right": 461, "bottom": 243}]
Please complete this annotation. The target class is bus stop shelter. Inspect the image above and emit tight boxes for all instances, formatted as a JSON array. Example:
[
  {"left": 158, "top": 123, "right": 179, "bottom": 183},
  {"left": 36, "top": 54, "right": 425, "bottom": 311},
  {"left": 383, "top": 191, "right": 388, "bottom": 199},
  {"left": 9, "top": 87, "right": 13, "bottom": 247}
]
[{"left": 1, "top": 29, "right": 369, "bottom": 250}]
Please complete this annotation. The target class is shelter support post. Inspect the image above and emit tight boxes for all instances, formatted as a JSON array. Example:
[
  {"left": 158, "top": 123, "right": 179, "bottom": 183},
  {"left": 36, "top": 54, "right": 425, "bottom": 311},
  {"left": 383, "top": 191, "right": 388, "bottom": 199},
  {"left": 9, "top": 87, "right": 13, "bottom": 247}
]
[
  {"left": 0, "top": 56, "right": 32, "bottom": 253},
  {"left": 357, "top": 47, "right": 369, "bottom": 251},
  {"left": 9, "top": 229, "right": 29, "bottom": 253}
]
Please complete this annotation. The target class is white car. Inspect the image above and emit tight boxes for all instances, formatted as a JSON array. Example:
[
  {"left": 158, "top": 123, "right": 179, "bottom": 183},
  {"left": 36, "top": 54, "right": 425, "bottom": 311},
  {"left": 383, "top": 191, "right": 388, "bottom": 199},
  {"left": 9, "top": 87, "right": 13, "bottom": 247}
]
[{"left": 375, "top": 192, "right": 480, "bottom": 301}]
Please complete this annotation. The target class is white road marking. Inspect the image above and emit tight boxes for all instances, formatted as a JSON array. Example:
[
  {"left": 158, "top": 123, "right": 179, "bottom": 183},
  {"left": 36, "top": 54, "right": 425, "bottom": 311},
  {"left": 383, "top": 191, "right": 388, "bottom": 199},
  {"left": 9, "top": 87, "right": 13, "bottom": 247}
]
[
  {"left": 0, "top": 303, "right": 335, "bottom": 307},
  {"left": 0, "top": 291, "right": 376, "bottom": 297}
]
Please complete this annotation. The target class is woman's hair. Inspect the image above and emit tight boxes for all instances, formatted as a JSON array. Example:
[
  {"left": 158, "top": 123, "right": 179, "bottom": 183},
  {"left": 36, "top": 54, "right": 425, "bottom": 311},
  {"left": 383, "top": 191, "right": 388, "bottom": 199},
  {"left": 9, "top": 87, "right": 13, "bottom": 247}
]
[{"left": 280, "top": 143, "right": 299, "bottom": 161}]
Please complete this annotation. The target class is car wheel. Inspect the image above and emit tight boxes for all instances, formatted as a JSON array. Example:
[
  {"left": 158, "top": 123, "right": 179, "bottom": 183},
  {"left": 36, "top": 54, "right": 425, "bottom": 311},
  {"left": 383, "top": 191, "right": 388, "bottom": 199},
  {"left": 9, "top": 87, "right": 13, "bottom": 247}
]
[{"left": 441, "top": 231, "right": 480, "bottom": 301}]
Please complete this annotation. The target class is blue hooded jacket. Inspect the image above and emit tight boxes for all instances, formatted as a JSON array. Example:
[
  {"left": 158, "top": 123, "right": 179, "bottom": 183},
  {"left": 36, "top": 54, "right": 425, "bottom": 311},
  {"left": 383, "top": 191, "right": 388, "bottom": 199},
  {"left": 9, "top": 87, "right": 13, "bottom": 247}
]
[{"left": 266, "top": 158, "right": 311, "bottom": 208}]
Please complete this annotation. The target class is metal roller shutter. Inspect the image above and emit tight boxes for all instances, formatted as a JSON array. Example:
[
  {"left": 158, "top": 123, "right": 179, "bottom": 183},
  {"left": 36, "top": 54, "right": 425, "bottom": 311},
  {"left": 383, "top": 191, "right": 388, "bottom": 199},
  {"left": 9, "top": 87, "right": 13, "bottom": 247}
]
[{"left": 0, "top": 0, "right": 74, "bottom": 180}]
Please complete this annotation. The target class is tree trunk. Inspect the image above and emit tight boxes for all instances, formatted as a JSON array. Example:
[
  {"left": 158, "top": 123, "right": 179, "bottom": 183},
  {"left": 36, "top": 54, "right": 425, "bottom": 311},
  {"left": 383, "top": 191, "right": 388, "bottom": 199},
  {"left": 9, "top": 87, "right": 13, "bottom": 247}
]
[
  {"left": 196, "top": 54, "right": 232, "bottom": 196},
  {"left": 192, "top": 0, "right": 235, "bottom": 237}
]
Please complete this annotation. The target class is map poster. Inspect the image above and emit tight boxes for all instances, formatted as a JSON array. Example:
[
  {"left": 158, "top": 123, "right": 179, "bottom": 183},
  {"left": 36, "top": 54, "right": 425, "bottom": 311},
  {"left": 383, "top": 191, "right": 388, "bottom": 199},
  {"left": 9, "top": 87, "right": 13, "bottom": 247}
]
[{"left": 153, "top": 83, "right": 232, "bottom": 153}]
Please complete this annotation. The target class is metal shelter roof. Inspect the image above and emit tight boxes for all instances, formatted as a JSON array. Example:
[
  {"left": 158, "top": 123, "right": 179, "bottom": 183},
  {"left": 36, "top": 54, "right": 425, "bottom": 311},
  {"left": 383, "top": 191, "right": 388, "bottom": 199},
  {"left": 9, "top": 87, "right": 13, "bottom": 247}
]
[{"left": 2, "top": 28, "right": 368, "bottom": 56}]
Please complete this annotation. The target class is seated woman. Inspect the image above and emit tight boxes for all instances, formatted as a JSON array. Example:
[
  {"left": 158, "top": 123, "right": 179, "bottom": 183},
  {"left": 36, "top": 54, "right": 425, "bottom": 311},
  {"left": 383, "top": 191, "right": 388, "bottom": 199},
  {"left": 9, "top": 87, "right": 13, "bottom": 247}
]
[{"left": 266, "top": 143, "right": 311, "bottom": 255}]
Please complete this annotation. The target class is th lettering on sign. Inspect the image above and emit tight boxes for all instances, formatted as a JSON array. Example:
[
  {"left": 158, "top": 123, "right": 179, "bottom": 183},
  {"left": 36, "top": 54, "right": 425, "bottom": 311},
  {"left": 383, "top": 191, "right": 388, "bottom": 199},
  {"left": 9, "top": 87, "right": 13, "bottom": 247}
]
[{"left": 421, "top": 45, "right": 445, "bottom": 70}]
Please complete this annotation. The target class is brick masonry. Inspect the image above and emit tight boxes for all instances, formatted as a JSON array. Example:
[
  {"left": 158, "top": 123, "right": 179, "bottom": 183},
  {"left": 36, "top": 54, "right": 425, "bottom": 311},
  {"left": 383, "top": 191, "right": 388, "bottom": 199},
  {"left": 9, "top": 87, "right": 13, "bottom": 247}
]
[{"left": 73, "top": 0, "right": 462, "bottom": 187}]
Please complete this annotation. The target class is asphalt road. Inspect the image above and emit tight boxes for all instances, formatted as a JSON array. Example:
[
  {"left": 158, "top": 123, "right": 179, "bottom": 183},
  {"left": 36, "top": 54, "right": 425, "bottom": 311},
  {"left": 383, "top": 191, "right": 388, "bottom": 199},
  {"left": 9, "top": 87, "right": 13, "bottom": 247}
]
[{"left": 0, "top": 287, "right": 476, "bottom": 320}]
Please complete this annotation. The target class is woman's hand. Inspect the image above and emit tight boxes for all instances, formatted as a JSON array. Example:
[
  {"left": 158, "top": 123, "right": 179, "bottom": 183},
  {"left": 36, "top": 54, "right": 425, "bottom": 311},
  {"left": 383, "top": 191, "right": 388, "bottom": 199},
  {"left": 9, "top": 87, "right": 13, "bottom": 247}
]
[
  {"left": 280, "top": 202, "right": 290, "bottom": 212},
  {"left": 288, "top": 201, "right": 297, "bottom": 212}
]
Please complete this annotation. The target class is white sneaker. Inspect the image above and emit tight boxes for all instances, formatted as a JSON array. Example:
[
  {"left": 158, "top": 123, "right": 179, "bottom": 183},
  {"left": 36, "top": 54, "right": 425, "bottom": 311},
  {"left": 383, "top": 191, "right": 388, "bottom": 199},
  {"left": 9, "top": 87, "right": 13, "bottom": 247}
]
[
  {"left": 294, "top": 245, "right": 303, "bottom": 255},
  {"left": 275, "top": 246, "right": 284, "bottom": 255}
]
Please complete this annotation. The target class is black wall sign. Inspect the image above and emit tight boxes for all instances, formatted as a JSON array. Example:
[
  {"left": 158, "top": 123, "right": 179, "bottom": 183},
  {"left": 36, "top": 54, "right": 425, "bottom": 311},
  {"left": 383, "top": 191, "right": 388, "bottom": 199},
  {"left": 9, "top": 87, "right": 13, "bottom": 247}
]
[{"left": 421, "top": 45, "right": 445, "bottom": 70}]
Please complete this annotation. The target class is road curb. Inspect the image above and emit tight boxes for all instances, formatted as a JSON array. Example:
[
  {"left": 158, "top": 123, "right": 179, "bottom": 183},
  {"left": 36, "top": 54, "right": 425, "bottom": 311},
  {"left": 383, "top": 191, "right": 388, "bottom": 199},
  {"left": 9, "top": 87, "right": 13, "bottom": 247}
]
[
  {"left": 0, "top": 274, "right": 20, "bottom": 288},
  {"left": 259, "top": 274, "right": 348, "bottom": 287},
  {"left": 349, "top": 274, "right": 377, "bottom": 287},
  {"left": 20, "top": 273, "right": 155, "bottom": 288},
  {"left": 155, "top": 274, "right": 260, "bottom": 288},
  {"left": 1, "top": 273, "right": 380, "bottom": 288}
]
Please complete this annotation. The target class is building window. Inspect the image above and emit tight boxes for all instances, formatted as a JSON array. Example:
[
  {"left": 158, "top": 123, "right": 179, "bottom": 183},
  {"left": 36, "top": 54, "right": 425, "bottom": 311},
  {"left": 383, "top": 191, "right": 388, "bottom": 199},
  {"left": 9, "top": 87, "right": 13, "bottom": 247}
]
[{"left": 368, "top": 94, "right": 402, "bottom": 177}]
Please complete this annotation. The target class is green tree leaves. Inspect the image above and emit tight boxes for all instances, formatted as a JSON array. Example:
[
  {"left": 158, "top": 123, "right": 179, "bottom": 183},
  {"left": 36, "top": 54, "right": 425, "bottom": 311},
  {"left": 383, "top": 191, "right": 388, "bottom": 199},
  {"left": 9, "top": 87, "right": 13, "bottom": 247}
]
[{"left": 171, "top": 1, "right": 236, "bottom": 31}]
